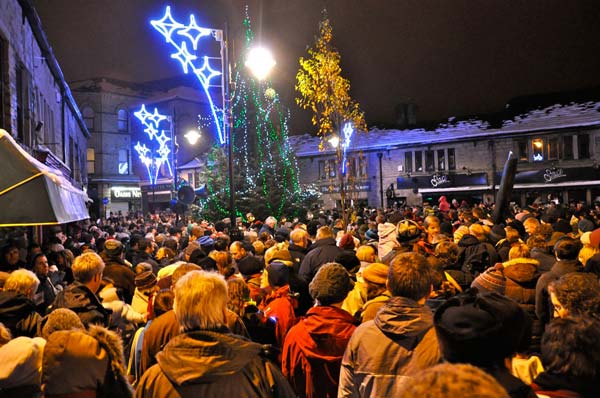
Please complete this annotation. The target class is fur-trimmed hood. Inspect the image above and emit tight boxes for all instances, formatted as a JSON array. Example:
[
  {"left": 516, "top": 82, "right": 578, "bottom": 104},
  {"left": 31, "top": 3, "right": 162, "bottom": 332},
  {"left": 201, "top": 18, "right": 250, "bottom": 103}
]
[{"left": 502, "top": 257, "right": 540, "bottom": 283}]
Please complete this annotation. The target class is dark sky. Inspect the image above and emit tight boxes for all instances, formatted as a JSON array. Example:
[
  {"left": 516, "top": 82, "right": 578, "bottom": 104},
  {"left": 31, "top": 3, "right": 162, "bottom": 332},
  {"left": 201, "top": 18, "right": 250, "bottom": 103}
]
[{"left": 34, "top": 0, "right": 600, "bottom": 134}]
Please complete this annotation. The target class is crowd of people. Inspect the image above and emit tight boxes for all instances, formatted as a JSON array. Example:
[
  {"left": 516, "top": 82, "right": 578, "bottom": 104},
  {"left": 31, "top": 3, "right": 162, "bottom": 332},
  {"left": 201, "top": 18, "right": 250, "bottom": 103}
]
[{"left": 1, "top": 199, "right": 600, "bottom": 398}]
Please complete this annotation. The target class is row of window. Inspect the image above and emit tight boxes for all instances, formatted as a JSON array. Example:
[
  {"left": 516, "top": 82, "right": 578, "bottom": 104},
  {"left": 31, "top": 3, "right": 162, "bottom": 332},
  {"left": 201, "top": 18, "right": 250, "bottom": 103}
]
[
  {"left": 87, "top": 148, "right": 129, "bottom": 175},
  {"left": 517, "top": 134, "right": 589, "bottom": 162},
  {"left": 318, "top": 157, "right": 368, "bottom": 180},
  {"left": 404, "top": 148, "right": 456, "bottom": 173},
  {"left": 81, "top": 107, "right": 129, "bottom": 132}
]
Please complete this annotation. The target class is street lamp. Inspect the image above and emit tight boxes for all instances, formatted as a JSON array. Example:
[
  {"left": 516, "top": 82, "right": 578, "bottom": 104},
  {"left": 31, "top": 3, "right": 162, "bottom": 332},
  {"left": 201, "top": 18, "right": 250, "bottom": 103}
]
[
  {"left": 245, "top": 47, "right": 276, "bottom": 80},
  {"left": 184, "top": 129, "right": 201, "bottom": 145}
]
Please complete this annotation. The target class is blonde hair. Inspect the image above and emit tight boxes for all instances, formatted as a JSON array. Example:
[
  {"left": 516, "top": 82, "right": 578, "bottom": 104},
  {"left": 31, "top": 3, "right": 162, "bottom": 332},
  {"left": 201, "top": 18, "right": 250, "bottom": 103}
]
[
  {"left": 356, "top": 245, "right": 376, "bottom": 262},
  {"left": 252, "top": 240, "right": 265, "bottom": 255},
  {"left": 509, "top": 243, "right": 530, "bottom": 260},
  {"left": 174, "top": 270, "right": 227, "bottom": 332},
  {"left": 454, "top": 225, "right": 469, "bottom": 244},
  {"left": 4, "top": 269, "right": 39, "bottom": 296},
  {"left": 72, "top": 252, "right": 105, "bottom": 283},
  {"left": 579, "top": 245, "right": 600, "bottom": 266},
  {"left": 469, "top": 223, "right": 486, "bottom": 242}
]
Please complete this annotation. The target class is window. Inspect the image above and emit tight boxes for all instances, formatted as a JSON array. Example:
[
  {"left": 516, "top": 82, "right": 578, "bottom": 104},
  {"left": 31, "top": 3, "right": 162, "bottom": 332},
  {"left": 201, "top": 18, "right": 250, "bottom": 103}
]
[
  {"left": 118, "top": 149, "right": 129, "bottom": 175},
  {"left": 358, "top": 156, "right": 367, "bottom": 177},
  {"left": 318, "top": 160, "right": 326, "bottom": 180},
  {"left": 448, "top": 148, "right": 456, "bottom": 170},
  {"left": 87, "top": 148, "right": 95, "bottom": 174},
  {"left": 532, "top": 138, "right": 544, "bottom": 162},
  {"left": 578, "top": 134, "right": 590, "bottom": 159},
  {"left": 82, "top": 107, "right": 94, "bottom": 130},
  {"left": 415, "top": 151, "right": 423, "bottom": 172},
  {"left": 437, "top": 149, "right": 446, "bottom": 171},
  {"left": 517, "top": 140, "right": 528, "bottom": 161},
  {"left": 328, "top": 159, "right": 337, "bottom": 178},
  {"left": 425, "top": 150, "right": 435, "bottom": 172},
  {"left": 548, "top": 137, "right": 559, "bottom": 160},
  {"left": 563, "top": 136, "right": 574, "bottom": 160},
  {"left": 404, "top": 152, "right": 413, "bottom": 173},
  {"left": 117, "top": 108, "right": 128, "bottom": 132}
]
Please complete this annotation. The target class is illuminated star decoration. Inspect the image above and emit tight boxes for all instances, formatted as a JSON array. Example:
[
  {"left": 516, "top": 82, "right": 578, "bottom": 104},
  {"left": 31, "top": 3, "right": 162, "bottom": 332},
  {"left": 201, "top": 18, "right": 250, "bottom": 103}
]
[
  {"left": 341, "top": 122, "right": 354, "bottom": 175},
  {"left": 151, "top": 6, "right": 226, "bottom": 145},
  {"left": 133, "top": 104, "right": 173, "bottom": 184}
]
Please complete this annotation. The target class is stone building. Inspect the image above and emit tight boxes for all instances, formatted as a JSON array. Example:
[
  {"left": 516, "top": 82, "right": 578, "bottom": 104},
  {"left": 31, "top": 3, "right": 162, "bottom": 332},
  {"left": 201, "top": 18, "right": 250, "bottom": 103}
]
[
  {"left": 290, "top": 98, "right": 600, "bottom": 210},
  {"left": 0, "top": 0, "right": 89, "bottom": 189}
]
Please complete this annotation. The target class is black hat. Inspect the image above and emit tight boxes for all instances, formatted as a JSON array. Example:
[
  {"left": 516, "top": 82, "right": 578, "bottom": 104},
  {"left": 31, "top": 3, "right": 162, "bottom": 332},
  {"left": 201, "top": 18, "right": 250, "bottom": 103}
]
[
  {"left": 553, "top": 219, "right": 572, "bottom": 234},
  {"left": 434, "top": 292, "right": 530, "bottom": 366},
  {"left": 103, "top": 239, "right": 123, "bottom": 257},
  {"left": 237, "top": 255, "right": 264, "bottom": 276},
  {"left": 396, "top": 219, "right": 421, "bottom": 243},
  {"left": 334, "top": 252, "right": 360, "bottom": 274},
  {"left": 267, "top": 261, "right": 290, "bottom": 287}
]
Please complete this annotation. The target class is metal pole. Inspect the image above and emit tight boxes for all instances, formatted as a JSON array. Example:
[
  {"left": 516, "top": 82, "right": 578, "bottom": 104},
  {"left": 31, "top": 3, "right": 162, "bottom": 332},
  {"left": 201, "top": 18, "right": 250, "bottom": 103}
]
[
  {"left": 223, "top": 22, "right": 236, "bottom": 227},
  {"left": 378, "top": 152, "right": 384, "bottom": 208}
]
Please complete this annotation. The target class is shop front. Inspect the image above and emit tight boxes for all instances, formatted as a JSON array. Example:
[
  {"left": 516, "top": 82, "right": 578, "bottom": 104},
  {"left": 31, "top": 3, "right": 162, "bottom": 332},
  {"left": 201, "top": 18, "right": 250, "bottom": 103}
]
[
  {"left": 108, "top": 186, "right": 142, "bottom": 216},
  {"left": 396, "top": 172, "right": 492, "bottom": 206}
]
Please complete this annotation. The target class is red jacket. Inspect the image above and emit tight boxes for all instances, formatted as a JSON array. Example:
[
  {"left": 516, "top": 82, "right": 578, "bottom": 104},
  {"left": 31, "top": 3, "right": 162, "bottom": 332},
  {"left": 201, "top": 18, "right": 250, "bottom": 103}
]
[
  {"left": 282, "top": 306, "right": 357, "bottom": 398},
  {"left": 261, "top": 285, "right": 297, "bottom": 347}
]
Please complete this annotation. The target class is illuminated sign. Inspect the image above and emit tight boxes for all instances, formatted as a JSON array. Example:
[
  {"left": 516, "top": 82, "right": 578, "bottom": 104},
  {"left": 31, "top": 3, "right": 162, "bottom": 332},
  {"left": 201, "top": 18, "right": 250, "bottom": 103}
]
[{"left": 111, "top": 187, "right": 142, "bottom": 201}]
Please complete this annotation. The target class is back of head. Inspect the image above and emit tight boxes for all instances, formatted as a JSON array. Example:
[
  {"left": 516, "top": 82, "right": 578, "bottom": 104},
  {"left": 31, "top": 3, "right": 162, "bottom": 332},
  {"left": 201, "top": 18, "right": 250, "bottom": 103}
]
[
  {"left": 355, "top": 244, "right": 376, "bottom": 262},
  {"left": 171, "top": 263, "right": 202, "bottom": 287},
  {"left": 388, "top": 252, "right": 432, "bottom": 300},
  {"left": 554, "top": 237, "right": 581, "bottom": 260},
  {"left": 4, "top": 269, "right": 39, "bottom": 296},
  {"left": 309, "top": 262, "right": 352, "bottom": 305},
  {"left": 468, "top": 223, "right": 486, "bottom": 242},
  {"left": 396, "top": 219, "right": 422, "bottom": 244},
  {"left": 397, "top": 363, "right": 508, "bottom": 398},
  {"left": 508, "top": 243, "right": 530, "bottom": 260},
  {"left": 72, "top": 252, "right": 105, "bottom": 284},
  {"left": 316, "top": 226, "right": 333, "bottom": 240},
  {"left": 41, "top": 308, "right": 85, "bottom": 339},
  {"left": 548, "top": 272, "right": 600, "bottom": 318},
  {"left": 174, "top": 270, "right": 228, "bottom": 331}
]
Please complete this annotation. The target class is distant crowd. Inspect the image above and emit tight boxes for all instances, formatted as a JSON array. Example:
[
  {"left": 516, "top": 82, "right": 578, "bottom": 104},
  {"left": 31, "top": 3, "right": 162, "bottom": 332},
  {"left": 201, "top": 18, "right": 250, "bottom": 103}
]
[{"left": 1, "top": 197, "right": 600, "bottom": 398}]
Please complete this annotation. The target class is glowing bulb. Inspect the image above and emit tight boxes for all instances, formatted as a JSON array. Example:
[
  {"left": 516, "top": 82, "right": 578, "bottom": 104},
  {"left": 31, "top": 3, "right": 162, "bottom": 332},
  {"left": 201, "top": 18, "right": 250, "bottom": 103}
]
[
  {"left": 328, "top": 135, "right": 340, "bottom": 148},
  {"left": 245, "top": 47, "right": 276, "bottom": 80},
  {"left": 185, "top": 129, "right": 201, "bottom": 145}
]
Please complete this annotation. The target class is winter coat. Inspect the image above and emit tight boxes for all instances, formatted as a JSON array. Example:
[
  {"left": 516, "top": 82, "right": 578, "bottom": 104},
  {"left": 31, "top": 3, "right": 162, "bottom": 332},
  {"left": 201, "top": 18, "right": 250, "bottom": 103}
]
[
  {"left": 135, "top": 329, "right": 295, "bottom": 398},
  {"left": 458, "top": 234, "right": 499, "bottom": 276},
  {"left": 360, "top": 291, "right": 392, "bottom": 323},
  {"left": 103, "top": 259, "right": 136, "bottom": 304},
  {"left": 99, "top": 286, "right": 146, "bottom": 332},
  {"left": 0, "top": 291, "right": 41, "bottom": 338},
  {"left": 535, "top": 259, "right": 583, "bottom": 326},
  {"left": 299, "top": 238, "right": 344, "bottom": 284},
  {"left": 338, "top": 296, "right": 441, "bottom": 398},
  {"left": 438, "top": 196, "right": 450, "bottom": 213},
  {"left": 532, "top": 371, "right": 600, "bottom": 398},
  {"left": 50, "top": 281, "right": 110, "bottom": 327},
  {"left": 377, "top": 223, "right": 399, "bottom": 260},
  {"left": 33, "top": 275, "right": 60, "bottom": 314},
  {"left": 530, "top": 247, "right": 556, "bottom": 273},
  {"left": 42, "top": 324, "right": 133, "bottom": 398},
  {"left": 282, "top": 306, "right": 357, "bottom": 398},
  {"left": 131, "top": 250, "right": 160, "bottom": 274},
  {"left": 261, "top": 285, "right": 297, "bottom": 347}
]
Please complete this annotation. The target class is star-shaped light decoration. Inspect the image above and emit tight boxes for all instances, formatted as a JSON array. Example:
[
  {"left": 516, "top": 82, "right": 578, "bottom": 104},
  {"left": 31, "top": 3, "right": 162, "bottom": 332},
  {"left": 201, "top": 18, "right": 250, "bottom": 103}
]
[
  {"left": 178, "top": 14, "right": 212, "bottom": 50},
  {"left": 150, "top": 6, "right": 184, "bottom": 42}
]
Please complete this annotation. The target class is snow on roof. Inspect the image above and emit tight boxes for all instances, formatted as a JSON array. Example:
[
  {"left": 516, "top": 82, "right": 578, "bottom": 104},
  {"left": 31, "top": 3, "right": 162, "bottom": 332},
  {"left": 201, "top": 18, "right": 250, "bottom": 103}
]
[{"left": 289, "top": 101, "right": 600, "bottom": 157}]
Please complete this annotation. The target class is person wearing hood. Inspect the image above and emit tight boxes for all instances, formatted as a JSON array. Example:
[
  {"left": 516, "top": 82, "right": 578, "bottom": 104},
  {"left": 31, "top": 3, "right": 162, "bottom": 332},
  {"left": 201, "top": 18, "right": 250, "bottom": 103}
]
[
  {"left": 438, "top": 196, "right": 450, "bottom": 213},
  {"left": 282, "top": 263, "right": 357, "bottom": 398},
  {"left": 338, "top": 252, "right": 441, "bottom": 398},
  {"left": 101, "top": 239, "right": 136, "bottom": 304},
  {"left": 135, "top": 270, "right": 295, "bottom": 398}
]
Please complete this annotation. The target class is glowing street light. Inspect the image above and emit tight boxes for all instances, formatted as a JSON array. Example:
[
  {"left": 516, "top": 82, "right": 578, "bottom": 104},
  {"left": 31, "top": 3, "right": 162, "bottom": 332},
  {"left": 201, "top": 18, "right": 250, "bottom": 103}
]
[
  {"left": 328, "top": 135, "right": 340, "bottom": 148},
  {"left": 184, "top": 129, "right": 201, "bottom": 145},
  {"left": 245, "top": 46, "right": 276, "bottom": 80}
]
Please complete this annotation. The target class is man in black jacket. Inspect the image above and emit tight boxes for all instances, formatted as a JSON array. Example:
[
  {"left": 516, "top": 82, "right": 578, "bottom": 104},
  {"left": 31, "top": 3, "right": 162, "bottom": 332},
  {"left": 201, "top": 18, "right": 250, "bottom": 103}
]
[{"left": 299, "top": 226, "right": 344, "bottom": 284}]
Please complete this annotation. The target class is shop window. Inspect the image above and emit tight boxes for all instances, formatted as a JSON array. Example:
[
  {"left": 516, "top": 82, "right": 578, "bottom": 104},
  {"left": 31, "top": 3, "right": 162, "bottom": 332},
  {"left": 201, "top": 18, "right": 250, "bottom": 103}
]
[
  {"left": 404, "top": 152, "right": 413, "bottom": 173},
  {"left": 117, "top": 108, "right": 128, "bottom": 132},
  {"left": 532, "top": 138, "right": 544, "bottom": 162},
  {"left": 547, "top": 137, "right": 559, "bottom": 160},
  {"left": 437, "top": 149, "right": 446, "bottom": 171},
  {"left": 425, "top": 150, "right": 435, "bottom": 172},
  {"left": 517, "top": 140, "right": 528, "bottom": 161},
  {"left": 118, "top": 149, "right": 129, "bottom": 175},
  {"left": 87, "top": 148, "right": 95, "bottom": 174},
  {"left": 563, "top": 136, "right": 574, "bottom": 160},
  {"left": 415, "top": 151, "right": 423, "bottom": 172},
  {"left": 448, "top": 148, "right": 456, "bottom": 170},
  {"left": 578, "top": 134, "right": 590, "bottom": 159}
]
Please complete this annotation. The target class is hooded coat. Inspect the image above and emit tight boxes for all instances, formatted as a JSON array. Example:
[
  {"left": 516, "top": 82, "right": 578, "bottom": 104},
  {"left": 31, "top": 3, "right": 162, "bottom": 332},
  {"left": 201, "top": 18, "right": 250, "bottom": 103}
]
[
  {"left": 338, "top": 296, "right": 441, "bottom": 398},
  {"left": 0, "top": 290, "right": 41, "bottom": 338},
  {"left": 135, "top": 329, "right": 295, "bottom": 398},
  {"left": 377, "top": 223, "right": 399, "bottom": 260},
  {"left": 281, "top": 306, "right": 357, "bottom": 398},
  {"left": 261, "top": 285, "right": 297, "bottom": 347},
  {"left": 50, "top": 281, "right": 110, "bottom": 327}
]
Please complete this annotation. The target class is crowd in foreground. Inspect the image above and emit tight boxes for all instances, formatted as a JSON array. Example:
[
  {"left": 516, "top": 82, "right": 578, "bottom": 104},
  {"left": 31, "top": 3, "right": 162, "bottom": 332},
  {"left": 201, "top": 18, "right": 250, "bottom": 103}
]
[{"left": 1, "top": 199, "right": 600, "bottom": 398}]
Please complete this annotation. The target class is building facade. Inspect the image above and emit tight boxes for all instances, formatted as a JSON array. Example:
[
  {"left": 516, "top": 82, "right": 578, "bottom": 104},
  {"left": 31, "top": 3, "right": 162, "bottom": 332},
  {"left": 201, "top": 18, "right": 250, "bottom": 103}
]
[
  {"left": 0, "top": 0, "right": 89, "bottom": 189},
  {"left": 291, "top": 100, "right": 600, "bottom": 210}
]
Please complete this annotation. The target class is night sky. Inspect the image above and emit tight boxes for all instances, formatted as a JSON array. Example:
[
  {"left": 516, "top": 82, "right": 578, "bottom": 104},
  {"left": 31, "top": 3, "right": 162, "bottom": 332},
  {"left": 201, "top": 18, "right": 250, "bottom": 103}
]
[{"left": 34, "top": 0, "right": 600, "bottom": 134}]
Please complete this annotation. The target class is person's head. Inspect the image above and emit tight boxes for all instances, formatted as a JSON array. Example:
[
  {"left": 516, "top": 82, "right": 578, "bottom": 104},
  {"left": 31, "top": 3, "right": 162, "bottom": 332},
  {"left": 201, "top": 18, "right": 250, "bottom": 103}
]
[
  {"left": 424, "top": 216, "right": 440, "bottom": 238},
  {"left": 553, "top": 237, "right": 581, "bottom": 261},
  {"left": 508, "top": 243, "right": 530, "bottom": 260},
  {"left": 388, "top": 252, "right": 433, "bottom": 301},
  {"left": 362, "top": 263, "right": 389, "bottom": 299},
  {"left": 523, "top": 217, "right": 540, "bottom": 235},
  {"left": 229, "top": 241, "right": 247, "bottom": 261},
  {"left": 548, "top": 272, "right": 600, "bottom": 319},
  {"left": 209, "top": 251, "right": 234, "bottom": 278},
  {"left": 541, "top": 316, "right": 600, "bottom": 382},
  {"left": 309, "top": 262, "right": 353, "bottom": 306},
  {"left": 396, "top": 363, "right": 508, "bottom": 398},
  {"left": 4, "top": 269, "right": 39, "bottom": 298},
  {"left": 41, "top": 308, "right": 84, "bottom": 339},
  {"left": 72, "top": 252, "right": 105, "bottom": 292},
  {"left": 153, "top": 289, "right": 175, "bottom": 317},
  {"left": 2, "top": 245, "right": 20, "bottom": 266},
  {"left": 290, "top": 228, "right": 308, "bottom": 248},
  {"left": 263, "top": 242, "right": 292, "bottom": 265},
  {"left": 171, "top": 263, "right": 202, "bottom": 289},
  {"left": 468, "top": 223, "right": 486, "bottom": 242},
  {"left": 174, "top": 270, "right": 228, "bottom": 332},
  {"left": 355, "top": 244, "right": 377, "bottom": 263},
  {"left": 102, "top": 239, "right": 124, "bottom": 260},
  {"left": 265, "top": 216, "right": 277, "bottom": 229},
  {"left": 453, "top": 225, "right": 469, "bottom": 244},
  {"left": 434, "top": 240, "right": 460, "bottom": 267},
  {"left": 31, "top": 253, "right": 49, "bottom": 277},
  {"left": 227, "top": 278, "right": 250, "bottom": 317},
  {"left": 316, "top": 226, "right": 334, "bottom": 241}
]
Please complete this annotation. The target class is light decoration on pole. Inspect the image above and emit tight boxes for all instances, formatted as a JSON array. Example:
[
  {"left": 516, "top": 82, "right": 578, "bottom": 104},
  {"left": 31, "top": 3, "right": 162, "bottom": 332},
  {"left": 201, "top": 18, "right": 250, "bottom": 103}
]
[
  {"left": 150, "top": 6, "right": 226, "bottom": 145},
  {"left": 133, "top": 104, "right": 173, "bottom": 184},
  {"left": 340, "top": 122, "right": 354, "bottom": 175}
]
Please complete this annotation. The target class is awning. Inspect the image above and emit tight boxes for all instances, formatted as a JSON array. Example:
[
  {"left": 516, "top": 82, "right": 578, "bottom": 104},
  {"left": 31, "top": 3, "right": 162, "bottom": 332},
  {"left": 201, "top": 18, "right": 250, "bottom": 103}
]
[
  {"left": 419, "top": 185, "right": 493, "bottom": 194},
  {"left": 0, "top": 129, "right": 89, "bottom": 227}
]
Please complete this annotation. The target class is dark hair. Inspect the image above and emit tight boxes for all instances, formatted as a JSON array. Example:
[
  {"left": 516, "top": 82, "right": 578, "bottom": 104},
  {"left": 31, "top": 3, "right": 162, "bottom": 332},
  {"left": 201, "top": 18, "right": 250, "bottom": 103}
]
[
  {"left": 541, "top": 316, "right": 600, "bottom": 380},
  {"left": 30, "top": 252, "right": 47, "bottom": 270},
  {"left": 548, "top": 272, "right": 600, "bottom": 318},
  {"left": 153, "top": 289, "right": 175, "bottom": 317},
  {"left": 213, "top": 236, "right": 230, "bottom": 251},
  {"left": 553, "top": 237, "right": 581, "bottom": 260},
  {"left": 388, "top": 252, "right": 433, "bottom": 300}
]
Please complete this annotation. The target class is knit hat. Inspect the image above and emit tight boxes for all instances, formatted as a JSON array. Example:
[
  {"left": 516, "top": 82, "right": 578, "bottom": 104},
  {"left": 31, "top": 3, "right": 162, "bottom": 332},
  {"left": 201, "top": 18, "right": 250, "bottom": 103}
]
[
  {"left": 266, "top": 261, "right": 290, "bottom": 287},
  {"left": 274, "top": 227, "right": 291, "bottom": 243},
  {"left": 0, "top": 336, "right": 46, "bottom": 390},
  {"left": 338, "top": 233, "right": 356, "bottom": 250},
  {"left": 135, "top": 271, "right": 157, "bottom": 290},
  {"left": 578, "top": 218, "right": 595, "bottom": 233},
  {"left": 41, "top": 308, "right": 85, "bottom": 339},
  {"left": 365, "top": 229, "right": 378, "bottom": 241},
  {"left": 434, "top": 292, "right": 529, "bottom": 366},
  {"left": 197, "top": 235, "right": 214, "bottom": 249},
  {"left": 264, "top": 243, "right": 292, "bottom": 265},
  {"left": 489, "top": 224, "right": 506, "bottom": 244},
  {"left": 103, "top": 239, "right": 123, "bottom": 257},
  {"left": 553, "top": 219, "right": 572, "bottom": 234},
  {"left": 396, "top": 219, "right": 421, "bottom": 243},
  {"left": 590, "top": 228, "right": 600, "bottom": 249},
  {"left": 334, "top": 252, "right": 360, "bottom": 273},
  {"left": 362, "top": 263, "right": 389, "bottom": 285},
  {"left": 237, "top": 255, "right": 264, "bottom": 276},
  {"left": 309, "top": 263, "right": 353, "bottom": 305},
  {"left": 471, "top": 266, "right": 506, "bottom": 295}
]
